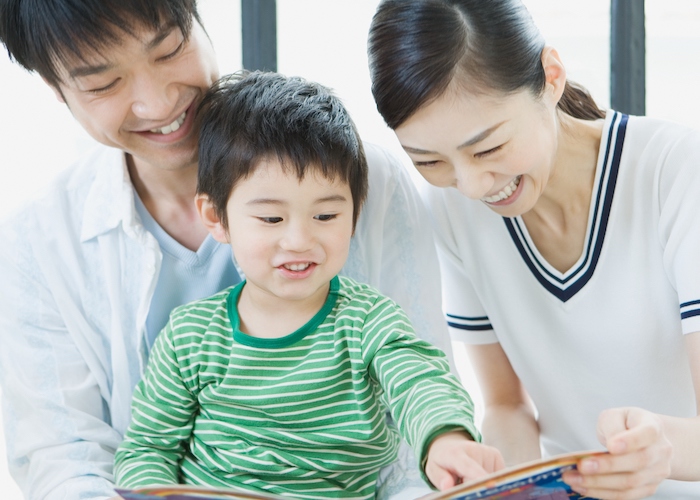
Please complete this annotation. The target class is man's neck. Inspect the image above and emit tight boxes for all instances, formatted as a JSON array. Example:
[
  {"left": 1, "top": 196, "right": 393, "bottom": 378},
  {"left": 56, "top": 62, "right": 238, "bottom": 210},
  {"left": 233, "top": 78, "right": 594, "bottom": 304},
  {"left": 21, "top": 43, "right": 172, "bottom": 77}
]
[{"left": 127, "top": 153, "right": 209, "bottom": 251}]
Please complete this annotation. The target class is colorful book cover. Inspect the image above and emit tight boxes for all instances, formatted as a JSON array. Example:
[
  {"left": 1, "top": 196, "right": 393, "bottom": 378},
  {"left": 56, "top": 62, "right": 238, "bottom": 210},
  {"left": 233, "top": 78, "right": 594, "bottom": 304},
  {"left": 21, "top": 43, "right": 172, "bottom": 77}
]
[
  {"left": 115, "top": 485, "right": 288, "bottom": 500},
  {"left": 420, "top": 450, "right": 607, "bottom": 500}
]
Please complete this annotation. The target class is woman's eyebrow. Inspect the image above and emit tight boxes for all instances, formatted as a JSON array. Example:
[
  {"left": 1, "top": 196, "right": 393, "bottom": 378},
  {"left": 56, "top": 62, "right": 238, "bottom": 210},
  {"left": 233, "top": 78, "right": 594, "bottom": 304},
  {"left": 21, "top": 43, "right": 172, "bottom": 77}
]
[{"left": 402, "top": 121, "right": 505, "bottom": 155}]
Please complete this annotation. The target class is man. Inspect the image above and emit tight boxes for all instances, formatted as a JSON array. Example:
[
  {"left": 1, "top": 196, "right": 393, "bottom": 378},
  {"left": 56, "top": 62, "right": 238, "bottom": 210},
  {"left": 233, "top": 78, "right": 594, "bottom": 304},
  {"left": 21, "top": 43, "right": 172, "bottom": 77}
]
[{"left": 0, "top": 1, "right": 451, "bottom": 499}]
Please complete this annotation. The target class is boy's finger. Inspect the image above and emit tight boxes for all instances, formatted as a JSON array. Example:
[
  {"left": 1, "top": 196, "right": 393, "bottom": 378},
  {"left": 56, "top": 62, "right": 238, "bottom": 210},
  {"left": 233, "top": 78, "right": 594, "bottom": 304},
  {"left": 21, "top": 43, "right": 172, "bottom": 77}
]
[
  {"left": 425, "top": 466, "right": 456, "bottom": 491},
  {"left": 451, "top": 456, "right": 489, "bottom": 482}
]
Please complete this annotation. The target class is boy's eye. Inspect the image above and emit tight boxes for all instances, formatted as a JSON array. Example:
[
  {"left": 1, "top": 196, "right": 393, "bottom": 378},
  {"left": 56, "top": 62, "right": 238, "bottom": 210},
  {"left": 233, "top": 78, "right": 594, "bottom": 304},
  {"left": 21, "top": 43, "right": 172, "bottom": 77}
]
[
  {"left": 314, "top": 214, "right": 337, "bottom": 221},
  {"left": 259, "top": 217, "right": 283, "bottom": 224}
]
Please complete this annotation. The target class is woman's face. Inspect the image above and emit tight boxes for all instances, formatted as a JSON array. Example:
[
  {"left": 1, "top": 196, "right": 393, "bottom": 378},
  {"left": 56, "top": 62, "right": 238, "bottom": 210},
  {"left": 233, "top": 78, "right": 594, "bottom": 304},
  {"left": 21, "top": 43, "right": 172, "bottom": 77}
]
[{"left": 394, "top": 83, "right": 561, "bottom": 218}]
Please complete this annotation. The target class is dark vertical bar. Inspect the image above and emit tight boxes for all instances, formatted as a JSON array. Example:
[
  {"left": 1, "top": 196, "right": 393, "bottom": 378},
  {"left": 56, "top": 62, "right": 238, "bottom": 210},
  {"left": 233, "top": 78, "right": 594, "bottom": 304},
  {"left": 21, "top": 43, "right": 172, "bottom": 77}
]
[
  {"left": 610, "top": 0, "right": 645, "bottom": 115},
  {"left": 241, "top": 0, "right": 277, "bottom": 72}
]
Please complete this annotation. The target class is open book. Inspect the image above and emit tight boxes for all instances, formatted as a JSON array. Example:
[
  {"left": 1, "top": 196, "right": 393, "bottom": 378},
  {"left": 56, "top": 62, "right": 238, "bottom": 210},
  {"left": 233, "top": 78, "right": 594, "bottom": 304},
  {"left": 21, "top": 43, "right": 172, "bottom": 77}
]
[
  {"left": 116, "top": 450, "right": 607, "bottom": 500},
  {"left": 422, "top": 450, "right": 607, "bottom": 500},
  {"left": 115, "top": 486, "right": 288, "bottom": 500}
]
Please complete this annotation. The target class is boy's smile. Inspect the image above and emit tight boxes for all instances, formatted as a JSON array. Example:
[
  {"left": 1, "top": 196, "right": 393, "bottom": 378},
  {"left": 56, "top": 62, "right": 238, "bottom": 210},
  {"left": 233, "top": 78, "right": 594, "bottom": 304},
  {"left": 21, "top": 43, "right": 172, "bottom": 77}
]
[{"left": 216, "top": 157, "right": 354, "bottom": 326}]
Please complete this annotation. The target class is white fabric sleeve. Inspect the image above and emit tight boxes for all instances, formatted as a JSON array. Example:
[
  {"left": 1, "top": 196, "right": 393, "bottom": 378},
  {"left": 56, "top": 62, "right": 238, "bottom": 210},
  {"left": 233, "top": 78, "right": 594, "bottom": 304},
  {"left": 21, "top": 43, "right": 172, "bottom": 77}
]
[
  {"left": 437, "top": 246, "right": 498, "bottom": 345},
  {"left": 0, "top": 217, "right": 119, "bottom": 500},
  {"left": 342, "top": 143, "right": 454, "bottom": 368},
  {"left": 420, "top": 184, "right": 498, "bottom": 345},
  {"left": 657, "top": 128, "right": 700, "bottom": 335}
]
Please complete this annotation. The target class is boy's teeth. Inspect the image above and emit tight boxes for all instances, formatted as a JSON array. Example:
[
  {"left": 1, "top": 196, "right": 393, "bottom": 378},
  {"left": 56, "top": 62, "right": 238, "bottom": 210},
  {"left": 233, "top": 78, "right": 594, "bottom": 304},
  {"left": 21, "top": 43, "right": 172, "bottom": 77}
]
[
  {"left": 483, "top": 176, "right": 521, "bottom": 203},
  {"left": 284, "top": 263, "right": 310, "bottom": 271},
  {"left": 150, "top": 111, "right": 186, "bottom": 134}
]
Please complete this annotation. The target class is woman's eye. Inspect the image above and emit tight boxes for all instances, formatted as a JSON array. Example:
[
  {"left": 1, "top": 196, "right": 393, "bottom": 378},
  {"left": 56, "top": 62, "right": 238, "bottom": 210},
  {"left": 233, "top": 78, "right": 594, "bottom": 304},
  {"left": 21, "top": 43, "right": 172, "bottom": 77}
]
[
  {"left": 315, "top": 214, "right": 337, "bottom": 221},
  {"left": 259, "top": 217, "right": 283, "bottom": 224},
  {"left": 475, "top": 145, "right": 503, "bottom": 158},
  {"left": 414, "top": 160, "right": 439, "bottom": 168}
]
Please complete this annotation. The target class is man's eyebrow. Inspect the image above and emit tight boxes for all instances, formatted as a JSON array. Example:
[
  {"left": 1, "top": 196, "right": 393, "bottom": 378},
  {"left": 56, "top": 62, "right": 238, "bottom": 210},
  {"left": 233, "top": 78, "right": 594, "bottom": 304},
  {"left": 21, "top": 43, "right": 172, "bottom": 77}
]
[
  {"left": 69, "top": 62, "right": 113, "bottom": 80},
  {"left": 402, "top": 121, "right": 505, "bottom": 155},
  {"left": 68, "top": 25, "right": 176, "bottom": 80},
  {"left": 146, "top": 24, "right": 176, "bottom": 51}
]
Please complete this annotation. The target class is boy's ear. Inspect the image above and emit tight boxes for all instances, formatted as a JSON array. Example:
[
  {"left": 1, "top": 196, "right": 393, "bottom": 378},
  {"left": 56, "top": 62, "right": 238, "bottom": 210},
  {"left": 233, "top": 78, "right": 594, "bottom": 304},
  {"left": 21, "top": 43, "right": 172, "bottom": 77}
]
[{"left": 195, "top": 194, "right": 229, "bottom": 244}]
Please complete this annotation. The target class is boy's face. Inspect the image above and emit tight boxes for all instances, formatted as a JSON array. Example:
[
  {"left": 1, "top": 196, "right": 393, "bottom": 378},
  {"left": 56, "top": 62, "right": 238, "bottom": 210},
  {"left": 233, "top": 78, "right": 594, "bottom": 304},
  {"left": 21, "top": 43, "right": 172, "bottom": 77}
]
[
  {"left": 49, "top": 19, "right": 218, "bottom": 174},
  {"left": 214, "top": 158, "right": 354, "bottom": 309}
]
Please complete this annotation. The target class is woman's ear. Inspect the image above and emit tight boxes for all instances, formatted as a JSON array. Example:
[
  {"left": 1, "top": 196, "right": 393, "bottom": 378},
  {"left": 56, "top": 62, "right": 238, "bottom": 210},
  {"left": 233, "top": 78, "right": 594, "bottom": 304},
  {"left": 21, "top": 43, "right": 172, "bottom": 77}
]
[
  {"left": 195, "top": 194, "right": 229, "bottom": 244},
  {"left": 541, "top": 46, "right": 567, "bottom": 104}
]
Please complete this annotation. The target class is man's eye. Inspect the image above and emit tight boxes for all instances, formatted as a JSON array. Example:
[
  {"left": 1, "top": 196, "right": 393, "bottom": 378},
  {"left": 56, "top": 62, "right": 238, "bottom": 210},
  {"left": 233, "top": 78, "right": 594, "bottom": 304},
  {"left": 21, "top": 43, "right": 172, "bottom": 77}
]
[
  {"left": 87, "top": 79, "right": 119, "bottom": 94},
  {"left": 259, "top": 217, "right": 283, "bottom": 224},
  {"left": 159, "top": 40, "right": 185, "bottom": 61},
  {"left": 314, "top": 214, "right": 337, "bottom": 221}
]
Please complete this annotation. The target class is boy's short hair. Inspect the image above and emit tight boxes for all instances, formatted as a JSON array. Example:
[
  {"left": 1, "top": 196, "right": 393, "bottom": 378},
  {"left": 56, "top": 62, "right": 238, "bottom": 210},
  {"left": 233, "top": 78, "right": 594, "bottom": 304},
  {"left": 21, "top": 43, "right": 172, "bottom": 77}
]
[
  {"left": 197, "top": 71, "right": 369, "bottom": 229},
  {"left": 0, "top": 0, "right": 200, "bottom": 88}
]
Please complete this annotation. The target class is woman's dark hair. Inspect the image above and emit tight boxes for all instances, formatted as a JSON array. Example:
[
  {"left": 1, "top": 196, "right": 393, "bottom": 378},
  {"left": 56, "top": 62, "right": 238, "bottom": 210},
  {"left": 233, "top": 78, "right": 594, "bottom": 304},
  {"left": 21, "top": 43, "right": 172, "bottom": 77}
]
[
  {"left": 0, "top": 0, "right": 200, "bottom": 88},
  {"left": 368, "top": 0, "right": 604, "bottom": 129},
  {"left": 196, "top": 70, "right": 368, "bottom": 230}
]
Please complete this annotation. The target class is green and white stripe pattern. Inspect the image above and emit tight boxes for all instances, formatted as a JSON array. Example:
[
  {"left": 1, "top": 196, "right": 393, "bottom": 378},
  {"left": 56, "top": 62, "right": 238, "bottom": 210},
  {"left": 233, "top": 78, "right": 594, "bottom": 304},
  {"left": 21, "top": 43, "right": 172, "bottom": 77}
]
[{"left": 115, "top": 276, "right": 479, "bottom": 499}]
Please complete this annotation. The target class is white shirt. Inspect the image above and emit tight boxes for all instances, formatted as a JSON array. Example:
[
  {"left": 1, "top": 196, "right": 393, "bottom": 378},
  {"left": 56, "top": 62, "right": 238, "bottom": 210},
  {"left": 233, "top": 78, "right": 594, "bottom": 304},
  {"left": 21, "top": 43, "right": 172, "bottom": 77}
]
[
  {"left": 0, "top": 142, "right": 449, "bottom": 500},
  {"left": 422, "top": 111, "right": 700, "bottom": 498}
]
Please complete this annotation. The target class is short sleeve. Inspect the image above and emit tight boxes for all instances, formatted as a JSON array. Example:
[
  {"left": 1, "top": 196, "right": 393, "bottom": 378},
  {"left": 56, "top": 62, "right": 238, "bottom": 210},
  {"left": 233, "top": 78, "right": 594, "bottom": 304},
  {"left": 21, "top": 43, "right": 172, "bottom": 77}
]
[
  {"left": 421, "top": 183, "right": 498, "bottom": 345},
  {"left": 657, "top": 128, "right": 700, "bottom": 335}
]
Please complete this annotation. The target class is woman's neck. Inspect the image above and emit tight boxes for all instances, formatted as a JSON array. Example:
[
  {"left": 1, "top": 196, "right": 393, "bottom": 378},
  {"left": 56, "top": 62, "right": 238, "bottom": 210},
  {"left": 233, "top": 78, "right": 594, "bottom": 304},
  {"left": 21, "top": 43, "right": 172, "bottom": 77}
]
[{"left": 521, "top": 113, "right": 605, "bottom": 273}]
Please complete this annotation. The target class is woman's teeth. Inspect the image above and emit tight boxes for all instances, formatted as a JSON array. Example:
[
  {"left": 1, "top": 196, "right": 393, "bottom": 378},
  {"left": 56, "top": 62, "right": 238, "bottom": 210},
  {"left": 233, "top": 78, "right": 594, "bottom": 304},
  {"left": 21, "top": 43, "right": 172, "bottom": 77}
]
[
  {"left": 150, "top": 111, "right": 187, "bottom": 134},
  {"left": 482, "top": 176, "right": 521, "bottom": 203},
  {"left": 284, "top": 263, "right": 310, "bottom": 271}
]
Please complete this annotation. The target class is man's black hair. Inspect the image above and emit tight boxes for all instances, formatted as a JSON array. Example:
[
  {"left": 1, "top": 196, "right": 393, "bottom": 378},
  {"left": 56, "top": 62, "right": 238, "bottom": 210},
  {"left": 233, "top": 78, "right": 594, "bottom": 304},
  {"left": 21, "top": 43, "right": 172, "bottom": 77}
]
[{"left": 0, "top": 0, "right": 200, "bottom": 87}]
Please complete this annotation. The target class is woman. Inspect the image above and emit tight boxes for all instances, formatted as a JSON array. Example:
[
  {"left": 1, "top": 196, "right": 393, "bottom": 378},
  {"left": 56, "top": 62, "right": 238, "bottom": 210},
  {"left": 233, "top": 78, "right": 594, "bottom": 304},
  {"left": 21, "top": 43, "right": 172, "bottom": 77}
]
[{"left": 367, "top": 1, "right": 700, "bottom": 498}]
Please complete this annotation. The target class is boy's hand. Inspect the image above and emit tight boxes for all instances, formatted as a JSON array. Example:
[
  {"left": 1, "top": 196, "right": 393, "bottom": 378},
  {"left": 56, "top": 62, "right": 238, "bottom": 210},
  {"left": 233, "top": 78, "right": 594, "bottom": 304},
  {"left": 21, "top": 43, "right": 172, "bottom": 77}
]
[
  {"left": 562, "top": 407, "right": 672, "bottom": 499},
  {"left": 425, "top": 430, "right": 505, "bottom": 490}
]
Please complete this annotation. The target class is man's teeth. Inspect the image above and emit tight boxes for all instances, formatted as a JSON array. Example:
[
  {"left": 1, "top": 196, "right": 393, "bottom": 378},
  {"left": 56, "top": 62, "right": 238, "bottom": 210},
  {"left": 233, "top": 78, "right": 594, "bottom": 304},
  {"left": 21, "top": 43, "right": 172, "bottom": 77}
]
[
  {"left": 483, "top": 176, "right": 521, "bottom": 203},
  {"left": 284, "top": 263, "right": 311, "bottom": 271},
  {"left": 150, "top": 111, "right": 186, "bottom": 134}
]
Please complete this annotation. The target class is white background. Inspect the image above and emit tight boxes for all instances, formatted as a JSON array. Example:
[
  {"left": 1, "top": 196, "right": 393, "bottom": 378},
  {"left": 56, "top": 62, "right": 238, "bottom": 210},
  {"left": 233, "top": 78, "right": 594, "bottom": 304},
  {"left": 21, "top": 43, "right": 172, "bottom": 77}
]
[{"left": 1, "top": 0, "right": 699, "bottom": 496}]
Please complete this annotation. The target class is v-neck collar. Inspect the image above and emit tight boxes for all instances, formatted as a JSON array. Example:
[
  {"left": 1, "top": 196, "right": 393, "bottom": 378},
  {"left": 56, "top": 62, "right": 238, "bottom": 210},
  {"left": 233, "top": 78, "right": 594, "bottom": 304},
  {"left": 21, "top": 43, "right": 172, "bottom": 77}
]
[{"left": 503, "top": 111, "right": 628, "bottom": 302}]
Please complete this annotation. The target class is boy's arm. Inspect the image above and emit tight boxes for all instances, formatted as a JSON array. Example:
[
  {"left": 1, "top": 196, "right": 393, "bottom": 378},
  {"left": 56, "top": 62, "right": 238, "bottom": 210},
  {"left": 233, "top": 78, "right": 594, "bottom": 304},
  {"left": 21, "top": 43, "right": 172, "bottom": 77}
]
[
  {"left": 115, "top": 325, "right": 197, "bottom": 488},
  {"left": 365, "top": 298, "right": 503, "bottom": 488}
]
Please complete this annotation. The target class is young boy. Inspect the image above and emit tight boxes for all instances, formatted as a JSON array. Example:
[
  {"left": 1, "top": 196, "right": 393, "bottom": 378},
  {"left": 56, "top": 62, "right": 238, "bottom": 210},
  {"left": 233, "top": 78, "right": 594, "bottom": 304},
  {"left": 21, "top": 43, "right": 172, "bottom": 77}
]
[{"left": 114, "top": 71, "right": 503, "bottom": 499}]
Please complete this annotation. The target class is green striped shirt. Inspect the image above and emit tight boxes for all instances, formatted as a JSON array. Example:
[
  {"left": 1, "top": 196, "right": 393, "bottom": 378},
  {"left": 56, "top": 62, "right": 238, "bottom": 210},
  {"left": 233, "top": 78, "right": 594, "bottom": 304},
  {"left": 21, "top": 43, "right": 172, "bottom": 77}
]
[{"left": 115, "top": 276, "right": 479, "bottom": 499}]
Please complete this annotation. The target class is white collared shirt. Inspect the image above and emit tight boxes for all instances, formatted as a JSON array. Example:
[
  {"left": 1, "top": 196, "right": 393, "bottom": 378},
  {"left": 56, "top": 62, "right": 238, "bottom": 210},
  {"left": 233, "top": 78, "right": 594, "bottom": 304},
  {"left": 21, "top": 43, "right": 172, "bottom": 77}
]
[{"left": 0, "top": 142, "right": 450, "bottom": 500}]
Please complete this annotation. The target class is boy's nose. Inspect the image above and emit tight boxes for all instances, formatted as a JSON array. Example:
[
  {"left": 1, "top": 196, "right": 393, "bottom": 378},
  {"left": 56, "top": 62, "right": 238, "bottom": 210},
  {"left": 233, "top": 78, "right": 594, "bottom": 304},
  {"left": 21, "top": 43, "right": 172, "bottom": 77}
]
[{"left": 279, "top": 222, "right": 315, "bottom": 252}]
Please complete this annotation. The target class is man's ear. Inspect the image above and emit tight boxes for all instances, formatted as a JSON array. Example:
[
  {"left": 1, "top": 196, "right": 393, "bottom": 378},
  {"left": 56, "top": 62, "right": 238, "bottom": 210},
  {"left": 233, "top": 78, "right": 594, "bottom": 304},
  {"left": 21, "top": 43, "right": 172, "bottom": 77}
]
[
  {"left": 42, "top": 77, "right": 66, "bottom": 103},
  {"left": 541, "top": 46, "right": 567, "bottom": 104},
  {"left": 196, "top": 194, "right": 229, "bottom": 244}
]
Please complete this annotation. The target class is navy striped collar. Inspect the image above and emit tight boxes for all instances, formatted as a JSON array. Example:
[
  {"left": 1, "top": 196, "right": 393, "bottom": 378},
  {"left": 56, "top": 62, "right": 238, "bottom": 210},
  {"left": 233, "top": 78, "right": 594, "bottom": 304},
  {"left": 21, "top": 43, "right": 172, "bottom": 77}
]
[{"left": 503, "top": 112, "right": 629, "bottom": 302}]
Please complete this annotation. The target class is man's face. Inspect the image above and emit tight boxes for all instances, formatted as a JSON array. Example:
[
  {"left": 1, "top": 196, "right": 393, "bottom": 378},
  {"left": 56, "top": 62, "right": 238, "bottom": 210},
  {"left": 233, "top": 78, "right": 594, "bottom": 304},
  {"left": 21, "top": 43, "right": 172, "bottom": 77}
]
[{"left": 51, "top": 19, "right": 219, "bottom": 174}]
